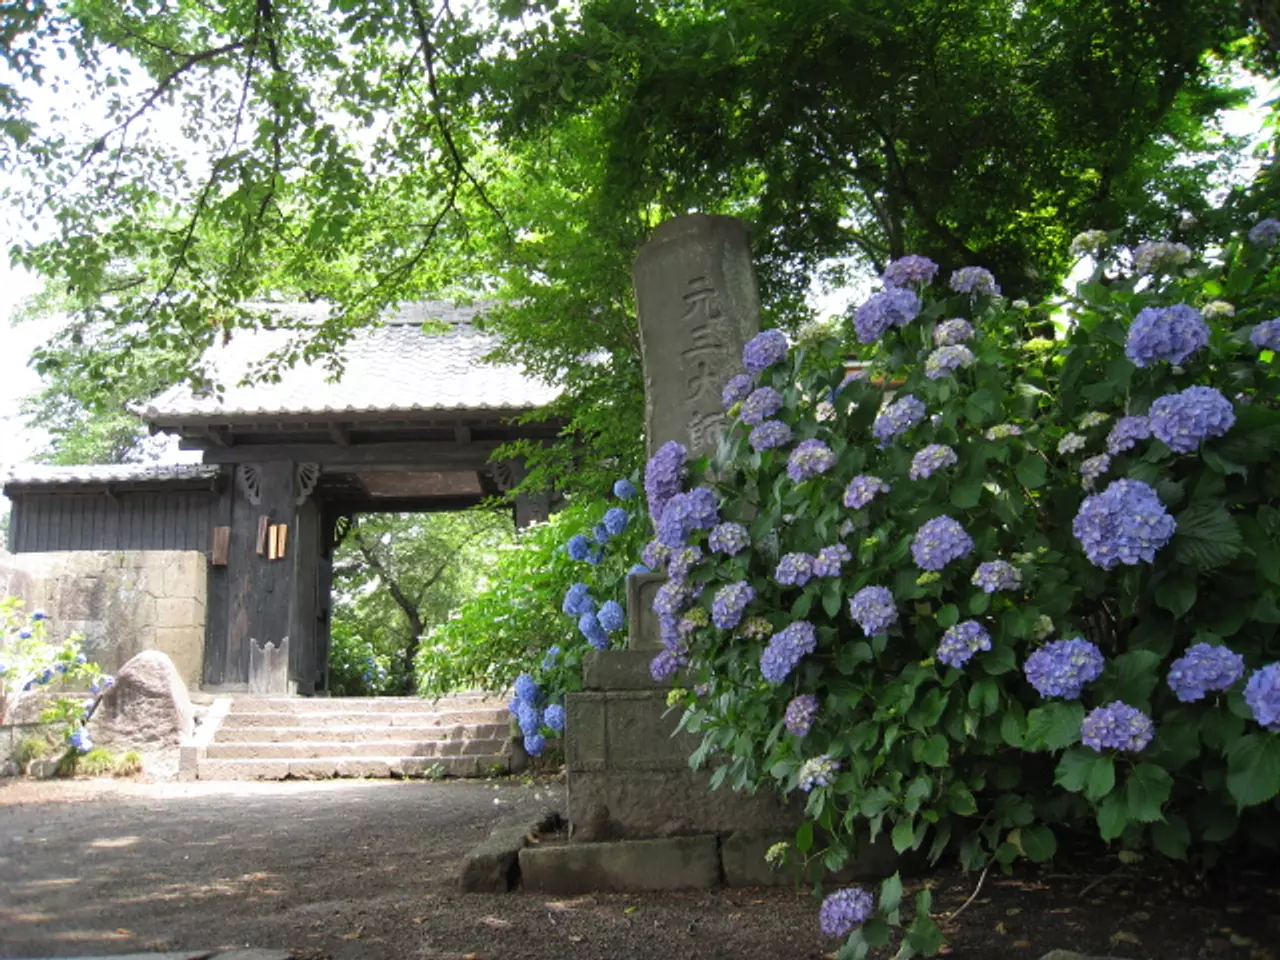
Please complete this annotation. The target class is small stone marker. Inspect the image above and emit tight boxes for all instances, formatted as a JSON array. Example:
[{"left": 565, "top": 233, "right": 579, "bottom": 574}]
[{"left": 631, "top": 213, "right": 761, "bottom": 459}]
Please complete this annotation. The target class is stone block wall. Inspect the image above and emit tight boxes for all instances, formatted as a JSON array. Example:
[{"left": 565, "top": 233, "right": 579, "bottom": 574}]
[{"left": 0, "top": 549, "right": 207, "bottom": 689}]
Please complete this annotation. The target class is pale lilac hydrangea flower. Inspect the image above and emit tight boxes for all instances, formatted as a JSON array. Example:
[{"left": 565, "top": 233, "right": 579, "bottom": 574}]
[
  {"left": 1125, "top": 304, "right": 1209, "bottom": 368},
  {"left": 1248, "top": 218, "right": 1280, "bottom": 247},
  {"left": 1058, "top": 433, "right": 1086, "bottom": 455},
  {"left": 812, "top": 544, "right": 851, "bottom": 577},
  {"left": 798, "top": 753, "right": 840, "bottom": 792},
  {"left": 722, "top": 373, "right": 754, "bottom": 408},
  {"left": 1167, "top": 643, "right": 1245, "bottom": 702},
  {"left": 818, "top": 887, "right": 874, "bottom": 937},
  {"left": 1106, "top": 416, "right": 1151, "bottom": 454},
  {"left": 950, "top": 266, "right": 1000, "bottom": 297},
  {"left": 1070, "top": 230, "right": 1109, "bottom": 256},
  {"left": 936, "top": 620, "right": 992, "bottom": 669},
  {"left": 775, "top": 553, "right": 816, "bottom": 587},
  {"left": 1149, "top": 385, "right": 1235, "bottom": 453},
  {"left": 650, "top": 649, "right": 687, "bottom": 682},
  {"left": 645, "top": 440, "right": 686, "bottom": 525},
  {"left": 1251, "top": 318, "right": 1280, "bottom": 351},
  {"left": 852, "top": 288, "right": 921, "bottom": 343},
  {"left": 712, "top": 581, "right": 756, "bottom": 631},
  {"left": 760, "top": 621, "right": 818, "bottom": 683},
  {"left": 1202, "top": 300, "right": 1235, "bottom": 320},
  {"left": 971, "top": 560, "right": 1021, "bottom": 593},
  {"left": 848, "top": 586, "right": 897, "bottom": 636},
  {"left": 740, "top": 386, "right": 784, "bottom": 426},
  {"left": 933, "top": 318, "right": 974, "bottom": 346},
  {"left": 1079, "top": 412, "right": 1110, "bottom": 429},
  {"left": 1024, "top": 638, "right": 1105, "bottom": 699},
  {"left": 666, "top": 545, "right": 703, "bottom": 585},
  {"left": 739, "top": 616, "right": 773, "bottom": 641},
  {"left": 882, "top": 254, "right": 939, "bottom": 288},
  {"left": 784, "top": 694, "right": 820, "bottom": 736},
  {"left": 1081, "top": 702, "right": 1154, "bottom": 753},
  {"left": 1073, "top": 479, "right": 1175, "bottom": 569},
  {"left": 749, "top": 420, "right": 793, "bottom": 452},
  {"left": 925, "top": 344, "right": 976, "bottom": 379},
  {"left": 652, "top": 581, "right": 691, "bottom": 617},
  {"left": 1080, "top": 453, "right": 1111, "bottom": 489},
  {"left": 872, "top": 394, "right": 926, "bottom": 446},
  {"left": 1244, "top": 663, "right": 1280, "bottom": 729},
  {"left": 985, "top": 423, "right": 1022, "bottom": 440},
  {"left": 787, "top": 439, "right": 836, "bottom": 482},
  {"left": 708, "top": 522, "right": 751, "bottom": 556},
  {"left": 909, "top": 444, "right": 958, "bottom": 480},
  {"left": 1133, "top": 240, "right": 1191, "bottom": 275},
  {"left": 911, "top": 515, "right": 974, "bottom": 571},
  {"left": 743, "top": 329, "right": 789, "bottom": 376},
  {"left": 843, "top": 475, "right": 890, "bottom": 508}
]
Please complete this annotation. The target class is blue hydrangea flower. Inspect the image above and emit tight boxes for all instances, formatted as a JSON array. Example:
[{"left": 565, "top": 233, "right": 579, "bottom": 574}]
[
  {"left": 1106, "top": 415, "right": 1151, "bottom": 455},
  {"left": 652, "top": 581, "right": 691, "bottom": 617},
  {"left": 1245, "top": 663, "right": 1280, "bottom": 730},
  {"left": 775, "top": 553, "right": 816, "bottom": 588},
  {"left": 598, "top": 600, "right": 626, "bottom": 633},
  {"left": 592, "top": 522, "right": 611, "bottom": 547},
  {"left": 760, "top": 621, "right": 818, "bottom": 683},
  {"left": 613, "top": 478, "right": 637, "bottom": 500},
  {"left": 872, "top": 394, "right": 926, "bottom": 446},
  {"left": 541, "top": 646, "right": 561, "bottom": 670},
  {"left": 971, "top": 560, "right": 1021, "bottom": 593},
  {"left": 69, "top": 730, "right": 93, "bottom": 754},
  {"left": 749, "top": 420, "right": 793, "bottom": 452},
  {"left": 785, "top": 694, "right": 820, "bottom": 736},
  {"left": 567, "top": 534, "right": 594, "bottom": 562},
  {"left": 722, "top": 373, "right": 754, "bottom": 408},
  {"left": 787, "top": 439, "right": 836, "bottom": 483},
  {"left": 0, "top": 662, "right": 7, "bottom": 677},
  {"left": 950, "top": 266, "right": 1000, "bottom": 297},
  {"left": 75, "top": 653, "right": 87, "bottom": 665},
  {"left": 911, "top": 515, "right": 974, "bottom": 571},
  {"left": 39, "top": 668, "right": 53, "bottom": 685},
  {"left": 31, "top": 610, "right": 47, "bottom": 622},
  {"left": 924, "top": 345, "right": 976, "bottom": 380},
  {"left": 1253, "top": 319, "right": 1280, "bottom": 351},
  {"left": 852, "top": 288, "right": 921, "bottom": 343},
  {"left": 641, "top": 540, "right": 671, "bottom": 571},
  {"left": 849, "top": 586, "right": 897, "bottom": 636},
  {"left": 563, "top": 583, "right": 596, "bottom": 616},
  {"left": 627, "top": 563, "right": 651, "bottom": 577},
  {"left": 543, "top": 704, "right": 566, "bottom": 732},
  {"left": 19, "top": 629, "right": 32, "bottom": 640},
  {"left": 514, "top": 700, "right": 541, "bottom": 737},
  {"left": 934, "top": 318, "right": 975, "bottom": 346},
  {"left": 936, "top": 621, "right": 992, "bottom": 669},
  {"left": 524, "top": 732, "right": 547, "bottom": 757},
  {"left": 1248, "top": 218, "right": 1280, "bottom": 247},
  {"left": 656, "top": 486, "right": 720, "bottom": 547},
  {"left": 649, "top": 648, "right": 687, "bottom": 682},
  {"left": 798, "top": 754, "right": 840, "bottom": 793},
  {"left": 1073, "top": 479, "right": 1175, "bottom": 569},
  {"left": 1167, "top": 643, "right": 1245, "bottom": 702},
  {"left": 882, "top": 254, "right": 939, "bottom": 288},
  {"left": 743, "top": 329, "right": 789, "bottom": 376},
  {"left": 812, "top": 544, "right": 851, "bottom": 577},
  {"left": 1124, "top": 304, "right": 1209, "bottom": 368},
  {"left": 708, "top": 522, "right": 750, "bottom": 555},
  {"left": 740, "top": 386, "right": 784, "bottom": 426},
  {"left": 712, "top": 581, "right": 756, "bottom": 630},
  {"left": 644, "top": 440, "right": 687, "bottom": 526},
  {"left": 909, "top": 444, "right": 958, "bottom": 480},
  {"left": 818, "top": 887, "right": 874, "bottom": 938},
  {"left": 1081, "top": 701, "right": 1154, "bottom": 753},
  {"left": 1149, "top": 385, "right": 1235, "bottom": 453},
  {"left": 578, "top": 612, "right": 610, "bottom": 650},
  {"left": 1024, "top": 638, "right": 1105, "bottom": 699},
  {"left": 843, "top": 475, "right": 890, "bottom": 509},
  {"left": 514, "top": 672, "right": 539, "bottom": 704},
  {"left": 603, "top": 507, "right": 630, "bottom": 537},
  {"left": 1080, "top": 453, "right": 1111, "bottom": 489}
]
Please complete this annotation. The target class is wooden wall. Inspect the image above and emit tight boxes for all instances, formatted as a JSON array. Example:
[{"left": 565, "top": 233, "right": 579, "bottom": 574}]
[{"left": 7, "top": 490, "right": 217, "bottom": 555}]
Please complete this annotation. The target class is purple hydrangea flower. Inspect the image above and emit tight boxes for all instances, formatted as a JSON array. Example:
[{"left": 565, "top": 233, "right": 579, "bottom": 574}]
[
  {"left": 936, "top": 620, "right": 992, "bottom": 669},
  {"left": 775, "top": 553, "right": 816, "bottom": 587},
  {"left": 1252, "top": 319, "right": 1280, "bottom": 351},
  {"left": 911, "top": 515, "right": 974, "bottom": 571},
  {"left": 1080, "top": 453, "right": 1111, "bottom": 489},
  {"left": 1167, "top": 643, "right": 1245, "bottom": 702},
  {"left": 1081, "top": 701, "right": 1155, "bottom": 753},
  {"left": 1024, "top": 638, "right": 1105, "bottom": 699},
  {"left": 68, "top": 729, "right": 93, "bottom": 754},
  {"left": 712, "top": 581, "right": 756, "bottom": 631},
  {"left": 1149, "top": 385, "right": 1235, "bottom": 454},
  {"left": 656, "top": 487, "right": 720, "bottom": 547},
  {"left": 1245, "top": 663, "right": 1280, "bottom": 729},
  {"left": 749, "top": 420, "right": 793, "bottom": 452},
  {"left": 708, "top": 522, "right": 750, "bottom": 556},
  {"left": 523, "top": 732, "right": 547, "bottom": 756},
  {"left": 650, "top": 649, "right": 687, "bottom": 682},
  {"left": 1125, "top": 304, "right": 1209, "bottom": 368},
  {"left": 819, "top": 887, "right": 875, "bottom": 938},
  {"left": 579, "top": 612, "right": 609, "bottom": 650},
  {"left": 598, "top": 600, "right": 626, "bottom": 633},
  {"left": 613, "top": 478, "right": 637, "bottom": 500},
  {"left": 882, "top": 254, "right": 939, "bottom": 288},
  {"left": 813, "top": 544, "right": 852, "bottom": 578},
  {"left": 971, "top": 560, "right": 1021, "bottom": 593},
  {"left": 950, "top": 266, "right": 1000, "bottom": 297},
  {"left": 787, "top": 439, "right": 836, "bottom": 483},
  {"left": 645, "top": 440, "right": 687, "bottom": 525},
  {"left": 785, "top": 694, "right": 820, "bottom": 736},
  {"left": 1073, "top": 479, "right": 1175, "bottom": 569},
  {"left": 872, "top": 394, "right": 926, "bottom": 446},
  {"left": 659, "top": 614, "right": 682, "bottom": 650},
  {"left": 843, "top": 475, "right": 891, "bottom": 508},
  {"left": 1106, "top": 415, "right": 1151, "bottom": 455},
  {"left": 760, "top": 620, "right": 818, "bottom": 683},
  {"left": 909, "top": 444, "right": 958, "bottom": 480},
  {"left": 849, "top": 586, "right": 897, "bottom": 636},
  {"left": 740, "top": 386, "right": 784, "bottom": 426},
  {"left": 934, "top": 318, "right": 975, "bottom": 346},
  {"left": 743, "top": 329, "right": 789, "bottom": 376},
  {"left": 666, "top": 545, "right": 703, "bottom": 585},
  {"left": 543, "top": 704, "right": 565, "bottom": 732},
  {"left": 652, "top": 581, "right": 691, "bottom": 617},
  {"left": 925, "top": 344, "right": 976, "bottom": 380},
  {"left": 852, "top": 288, "right": 921, "bottom": 343},
  {"left": 1248, "top": 218, "right": 1280, "bottom": 247},
  {"left": 603, "top": 507, "right": 630, "bottom": 537},
  {"left": 798, "top": 754, "right": 840, "bottom": 793},
  {"left": 563, "top": 583, "right": 596, "bottom": 616},
  {"left": 722, "top": 373, "right": 754, "bottom": 408}
]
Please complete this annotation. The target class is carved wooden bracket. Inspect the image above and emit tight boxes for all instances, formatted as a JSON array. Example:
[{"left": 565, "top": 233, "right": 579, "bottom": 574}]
[
  {"left": 237, "top": 464, "right": 262, "bottom": 505},
  {"left": 296, "top": 462, "right": 321, "bottom": 505}
]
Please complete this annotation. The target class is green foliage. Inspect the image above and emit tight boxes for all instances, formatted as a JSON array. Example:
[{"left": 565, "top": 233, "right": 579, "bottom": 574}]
[
  {"left": 115, "top": 750, "right": 144, "bottom": 777},
  {"left": 659, "top": 221, "right": 1280, "bottom": 952},
  {"left": 75, "top": 747, "right": 118, "bottom": 776}
]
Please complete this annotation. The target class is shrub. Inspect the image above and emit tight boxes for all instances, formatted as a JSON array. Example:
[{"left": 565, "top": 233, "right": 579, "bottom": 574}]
[
  {"left": 328, "top": 623, "right": 395, "bottom": 697},
  {"left": 643, "top": 223, "right": 1280, "bottom": 957}
]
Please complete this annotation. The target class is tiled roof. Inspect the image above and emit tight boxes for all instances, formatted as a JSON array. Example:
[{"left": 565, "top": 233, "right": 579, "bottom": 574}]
[
  {"left": 140, "top": 301, "right": 561, "bottom": 424},
  {"left": 4, "top": 463, "right": 221, "bottom": 489}
]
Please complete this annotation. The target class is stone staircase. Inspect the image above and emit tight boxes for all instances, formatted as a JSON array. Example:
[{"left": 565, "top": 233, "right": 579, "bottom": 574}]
[{"left": 183, "top": 694, "right": 514, "bottom": 781}]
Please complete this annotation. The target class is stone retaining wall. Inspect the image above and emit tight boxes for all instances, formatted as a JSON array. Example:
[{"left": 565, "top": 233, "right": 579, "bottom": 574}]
[{"left": 0, "top": 549, "right": 207, "bottom": 689}]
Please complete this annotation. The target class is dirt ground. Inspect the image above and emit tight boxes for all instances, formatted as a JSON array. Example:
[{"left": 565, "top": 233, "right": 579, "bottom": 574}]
[{"left": 1, "top": 776, "right": 1278, "bottom": 960}]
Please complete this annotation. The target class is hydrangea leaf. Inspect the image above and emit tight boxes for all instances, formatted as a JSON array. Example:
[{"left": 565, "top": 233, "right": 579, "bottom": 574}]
[
  {"left": 1125, "top": 763, "right": 1173, "bottom": 823},
  {"left": 1100, "top": 650, "right": 1164, "bottom": 706},
  {"left": 1226, "top": 734, "right": 1280, "bottom": 808},
  {"left": 950, "top": 477, "right": 983, "bottom": 509},
  {"left": 1015, "top": 454, "right": 1048, "bottom": 490},
  {"left": 1023, "top": 702, "right": 1085, "bottom": 751},
  {"left": 1150, "top": 815, "right": 1191, "bottom": 860},
  {"left": 948, "top": 782, "right": 978, "bottom": 816},
  {"left": 1000, "top": 704, "right": 1027, "bottom": 747},
  {"left": 836, "top": 931, "right": 869, "bottom": 960},
  {"left": 915, "top": 733, "right": 949, "bottom": 767},
  {"left": 1097, "top": 792, "right": 1129, "bottom": 841},
  {"left": 1172, "top": 502, "right": 1243, "bottom": 570},
  {"left": 1014, "top": 823, "right": 1057, "bottom": 861},
  {"left": 891, "top": 818, "right": 916, "bottom": 854},
  {"left": 905, "top": 908, "right": 944, "bottom": 956},
  {"left": 796, "top": 820, "right": 814, "bottom": 853},
  {"left": 879, "top": 872, "right": 904, "bottom": 917},
  {"left": 1154, "top": 573, "right": 1197, "bottom": 618}
]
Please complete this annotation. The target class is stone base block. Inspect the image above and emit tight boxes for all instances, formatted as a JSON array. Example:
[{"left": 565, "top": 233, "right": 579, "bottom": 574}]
[
  {"left": 626, "top": 573, "right": 666, "bottom": 651},
  {"left": 720, "top": 830, "right": 900, "bottom": 887},
  {"left": 519, "top": 835, "right": 720, "bottom": 894},
  {"left": 565, "top": 690, "right": 697, "bottom": 773},
  {"left": 582, "top": 650, "right": 669, "bottom": 691}
]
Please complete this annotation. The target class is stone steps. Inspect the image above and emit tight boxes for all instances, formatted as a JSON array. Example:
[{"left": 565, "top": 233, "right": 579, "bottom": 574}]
[
  {"left": 198, "top": 755, "right": 504, "bottom": 780},
  {"left": 220, "top": 709, "right": 507, "bottom": 728},
  {"left": 205, "top": 737, "right": 508, "bottom": 759},
  {"left": 214, "top": 722, "right": 508, "bottom": 742}
]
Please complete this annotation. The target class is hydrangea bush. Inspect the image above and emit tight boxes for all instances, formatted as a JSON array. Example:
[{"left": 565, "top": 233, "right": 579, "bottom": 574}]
[{"left": 639, "top": 222, "right": 1280, "bottom": 958}]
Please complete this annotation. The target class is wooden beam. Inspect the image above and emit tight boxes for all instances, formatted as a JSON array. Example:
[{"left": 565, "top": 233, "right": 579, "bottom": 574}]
[
  {"left": 328, "top": 423, "right": 351, "bottom": 446},
  {"left": 207, "top": 427, "right": 233, "bottom": 447},
  {"left": 454, "top": 423, "right": 472, "bottom": 445},
  {"left": 200, "top": 441, "right": 502, "bottom": 469}
]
